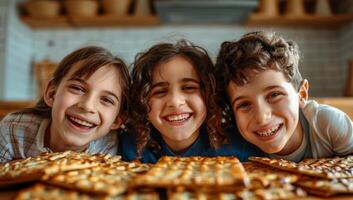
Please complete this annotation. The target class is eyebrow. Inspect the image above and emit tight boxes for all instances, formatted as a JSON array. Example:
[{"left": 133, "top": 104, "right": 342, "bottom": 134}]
[
  {"left": 181, "top": 78, "right": 200, "bottom": 84},
  {"left": 68, "top": 77, "right": 120, "bottom": 102},
  {"left": 151, "top": 78, "right": 200, "bottom": 89},
  {"left": 231, "top": 85, "right": 283, "bottom": 106}
]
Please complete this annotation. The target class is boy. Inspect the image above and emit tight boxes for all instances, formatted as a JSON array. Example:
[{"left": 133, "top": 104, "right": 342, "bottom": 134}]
[{"left": 215, "top": 31, "right": 353, "bottom": 162}]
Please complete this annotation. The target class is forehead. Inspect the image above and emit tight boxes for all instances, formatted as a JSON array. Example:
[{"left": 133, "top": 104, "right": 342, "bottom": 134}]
[
  {"left": 152, "top": 56, "right": 199, "bottom": 83},
  {"left": 66, "top": 63, "right": 122, "bottom": 90},
  {"left": 228, "top": 70, "right": 295, "bottom": 96},
  {"left": 67, "top": 60, "right": 102, "bottom": 77}
]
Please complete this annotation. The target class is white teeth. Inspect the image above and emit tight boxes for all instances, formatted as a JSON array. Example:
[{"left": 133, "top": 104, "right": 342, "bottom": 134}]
[
  {"left": 256, "top": 124, "right": 281, "bottom": 137},
  {"left": 166, "top": 113, "right": 190, "bottom": 122},
  {"left": 70, "top": 116, "right": 94, "bottom": 127}
]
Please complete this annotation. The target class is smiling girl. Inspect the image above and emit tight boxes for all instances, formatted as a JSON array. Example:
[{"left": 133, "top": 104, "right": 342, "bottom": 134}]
[
  {"left": 120, "top": 40, "right": 262, "bottom": 163},
  {"left": 0, "top": 46, "right": 130, "bottom": 163}
]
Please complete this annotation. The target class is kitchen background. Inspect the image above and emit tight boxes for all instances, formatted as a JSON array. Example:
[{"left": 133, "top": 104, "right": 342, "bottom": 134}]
[{"left": 1, "top": 0, "right": 353, "bottom": 101}]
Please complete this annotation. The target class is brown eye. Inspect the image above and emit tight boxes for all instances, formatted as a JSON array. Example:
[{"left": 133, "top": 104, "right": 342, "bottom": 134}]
[
  {"left": 102, "top": 97, "right": 115, "bottom": 106},
  {"left": 268, "top": 91, "right": 284, "bottom": 100},
  {"left": 69, "top": 85, "right": 85, "bottom": 94},
  {"left": 152, "top": 89, "right": 167, "bottom": 97},
  {"left": 236, "top": 102, "right": 251, "bottom": 110}
]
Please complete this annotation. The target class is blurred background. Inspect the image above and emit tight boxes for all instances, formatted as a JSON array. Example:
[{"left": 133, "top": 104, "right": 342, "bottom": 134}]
[{"left": 0, "top": 0, "right": 353, "bottom": 118}]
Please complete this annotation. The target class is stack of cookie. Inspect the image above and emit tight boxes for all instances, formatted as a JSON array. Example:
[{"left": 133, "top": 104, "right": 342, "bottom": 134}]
[
  {"left": 1, "top": 152, "right": 353, "bottom": 199},
  {"left": 249, "top": 156, "right": 353, "bottom": 197}
]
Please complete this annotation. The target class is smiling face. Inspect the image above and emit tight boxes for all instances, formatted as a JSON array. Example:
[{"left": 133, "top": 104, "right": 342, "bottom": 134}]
[
  {"left": 44, "top": 63, "right": 123, "bottom": 152},
  {"left": 227, "top": 69, "right": 308, "bottom": 155},
  {"left": 148, "top": 56, "right": 207, "bottom": 153}
]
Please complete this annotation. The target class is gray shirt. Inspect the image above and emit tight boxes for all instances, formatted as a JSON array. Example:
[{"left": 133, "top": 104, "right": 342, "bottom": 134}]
[{"left": 272, "top": 100, "right": 353, "bottom": 162}]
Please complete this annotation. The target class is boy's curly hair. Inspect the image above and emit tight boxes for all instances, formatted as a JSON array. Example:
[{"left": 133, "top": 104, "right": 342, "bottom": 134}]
[
  {"left": 130, "top": 40, "right": 227, "bottom": 158},
  {"left": 215, "top": 31, "right": 302, "bottom": 127}
]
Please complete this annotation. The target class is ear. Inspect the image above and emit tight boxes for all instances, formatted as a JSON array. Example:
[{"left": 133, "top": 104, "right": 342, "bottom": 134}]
[
  {"left": 43, "top": 80, "right": 56, "bottom": 107},
  {"left": 298, "top": 79, "right": 309, "bottom": 109},
  {"left": 110, "top": 116, "right": 123, "bottom": 130}
]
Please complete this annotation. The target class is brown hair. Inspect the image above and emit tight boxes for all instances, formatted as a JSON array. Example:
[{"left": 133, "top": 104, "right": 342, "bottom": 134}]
[
  {"left": 216, "top": 31, "right": 302, "bottom": 90},
  {"left": 26, "top": 46, "right": 130, "bottom": 120},
  {"left": 130, "top": 40, "right": 226, "bottom": 158},
  {"left": 215, "top": 31, "right": 302, "bottom": 127}
]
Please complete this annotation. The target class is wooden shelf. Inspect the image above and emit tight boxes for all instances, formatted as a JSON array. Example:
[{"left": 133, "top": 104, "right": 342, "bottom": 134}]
[
  {"left": 21, "top": 16, "right": 71, "bottom": 28},
  {"left": 21, "top": 15, "right": 160, "bottom": 29},
  {"left": 70, "top": 15, "right": 159, "bottom": 27},
  {"left": 246, "top": 14, "right": 353, "bottom": 28}
]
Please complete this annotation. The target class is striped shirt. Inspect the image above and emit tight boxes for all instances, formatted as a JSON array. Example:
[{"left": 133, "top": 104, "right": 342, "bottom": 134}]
[{"left": 0, "top": 112, "right": 118, "bottom": 163}]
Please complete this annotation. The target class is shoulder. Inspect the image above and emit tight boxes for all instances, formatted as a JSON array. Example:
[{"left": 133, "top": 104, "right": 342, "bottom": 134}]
[
  {"left": 0, "top": 112, "right": 46, "bottom": 162},
  {"left": 303, "top": 100, "right": 351, "bottom": 127},
  {"left": 89, "top": 130, "right": 118, "bottom": 155},
  {"left": 119, "top": 131, "right": 160, "bottom": 164},
  {"left": 303, "top": 100, "right": 353, "bottom": 157},
  {"left": 1, "top": 112, "right": 45, "bottom": 130},
  {"left": 118, "top": 132, "right": 138, "bottom": 161},
  {"left": 303, "top": 100, "right": 352, "bottom": 142},
  {"left": 0, "top": 112, "right": 46, "bottom": 140},
  {"left": 216, "top": 127, "right": 266, "bottom": 161}
]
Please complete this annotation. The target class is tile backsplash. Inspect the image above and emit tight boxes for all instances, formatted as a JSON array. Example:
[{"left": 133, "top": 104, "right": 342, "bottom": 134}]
[{"left": 1, "top": 0, "right": 353, "bottom": 100}]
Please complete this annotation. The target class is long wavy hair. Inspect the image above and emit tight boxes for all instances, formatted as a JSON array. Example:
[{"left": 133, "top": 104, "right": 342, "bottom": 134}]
[
  {"left": 23, "top": 46, "right": 130, "bottom": 121},
  {"left": 215, "top": 31, "right": 302, "bottom": 128},
  {"left": 130, "top": 40, "right": 227, "bottom": 158}
]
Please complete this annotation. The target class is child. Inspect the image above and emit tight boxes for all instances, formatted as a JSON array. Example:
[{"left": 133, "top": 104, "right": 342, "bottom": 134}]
[
  {"left": 0, "top": 46, "right": 130, "bottom": 163},
  {"left": 215, "top": 31, "right": 353, "bottom": 162},
  {"left": 120, "top": 40, "right": 263, "bottom": 163}
]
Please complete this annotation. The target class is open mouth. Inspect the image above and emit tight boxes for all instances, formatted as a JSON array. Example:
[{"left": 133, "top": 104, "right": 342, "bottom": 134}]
[
  {"left": 255, "top": 123, "right": 283, "bottom": 137},
  {"left": 164, "top": 113, "right": 192, "bottom": 124},
  {"left": 67, "top": 115, "right": 96, "bottom": 129}
]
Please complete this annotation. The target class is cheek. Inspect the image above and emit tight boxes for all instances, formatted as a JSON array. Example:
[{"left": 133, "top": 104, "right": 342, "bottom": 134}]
[
  {"left": 278, "top": 98, "right": 299, "bottom": 116},
  {"left": 235, "top": 113, "right": 247, "bottom": 130},
  {"left": 192, "top": 95, "right": 206, "bottom": 111},
  {"left": 54, "top": 90, "right": 76, "bottom": 106},
  {"left": 103, "top": 107, "right": 120, "bottom": 119},
  {"left": 274, "top": 99, "right": 300, "bottom": 128},
  {"left": 148, "top": 99, "right": 159, "bottom": 113}
]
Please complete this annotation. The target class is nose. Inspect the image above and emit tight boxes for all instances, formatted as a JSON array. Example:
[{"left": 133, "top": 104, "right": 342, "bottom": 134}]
[
  {"left": 254, "top": 101, "right": 272, "bottom": 124},
  {"left": 166, "top": 91, "right": 186, "bottom": 108},
  {"left": 77, "top": 95, "right": 96, "bottom": 113}
]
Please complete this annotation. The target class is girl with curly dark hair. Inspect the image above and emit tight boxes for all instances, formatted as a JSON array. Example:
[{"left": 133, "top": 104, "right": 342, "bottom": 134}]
[{"left": 120, "top": 40, "right": 263, "bottom": 163}]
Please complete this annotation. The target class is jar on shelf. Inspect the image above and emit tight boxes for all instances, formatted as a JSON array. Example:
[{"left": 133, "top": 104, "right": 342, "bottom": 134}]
[
  {"left": 258, "top": 0, "right": 279, "bottom": 17},
  {"left": 64, "top": 0, "right": 99, "bottom": 17},
  {"left": 315, "top": 0, "right": 332, "bottom": 16},
  {"left": 102, "top": 0, "right": 131, "bottom": 16},
  {"left": 134, "top": 0, "right": 152, "bottom": 17},
  {"left": 26, "top": 0, "right": 61, "bottom": 18},
  {"left": 284, "top": 0, "right": 306, "bottom": 16}
]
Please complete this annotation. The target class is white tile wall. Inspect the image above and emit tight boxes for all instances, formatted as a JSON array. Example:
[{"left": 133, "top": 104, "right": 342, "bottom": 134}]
[
  {"left": 0, "top": 1, "right": 353, "bottom": 99},
  {"left": 0, "top": 0, "right": 9, "bottom": 98},
  {"left": 2, "top": 0, "right": 33, "bottom": 100},
  {"left": 30, "top": 26, "right": 343, "bottom": 97}
]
